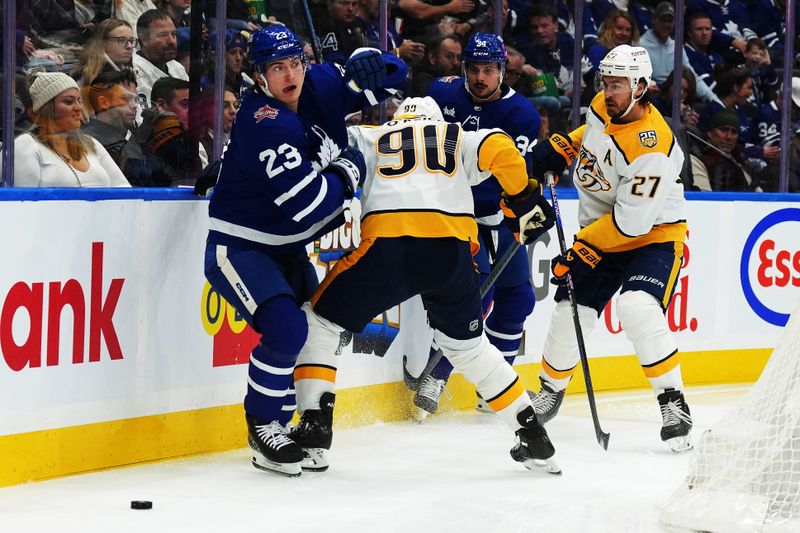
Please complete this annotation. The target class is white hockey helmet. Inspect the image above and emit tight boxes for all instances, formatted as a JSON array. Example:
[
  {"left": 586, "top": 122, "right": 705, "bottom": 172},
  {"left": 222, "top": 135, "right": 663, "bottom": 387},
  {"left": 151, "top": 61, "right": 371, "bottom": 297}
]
[
  {"left": 598, "top": 44, "right": 653, "bottom": 91},
  {"left": 393, "top": 96, "right": 444, "bottom": 122}
]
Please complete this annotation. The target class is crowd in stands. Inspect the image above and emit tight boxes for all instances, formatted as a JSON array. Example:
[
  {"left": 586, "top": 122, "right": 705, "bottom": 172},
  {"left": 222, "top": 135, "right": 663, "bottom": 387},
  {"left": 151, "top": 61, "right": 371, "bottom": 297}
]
[{"left": 3, "top": 0, "right": 800, "bottom": 192}]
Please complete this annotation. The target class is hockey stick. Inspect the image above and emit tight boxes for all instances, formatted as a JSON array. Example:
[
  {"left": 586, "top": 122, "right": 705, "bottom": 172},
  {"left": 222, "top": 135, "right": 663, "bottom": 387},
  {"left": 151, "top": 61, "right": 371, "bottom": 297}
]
[
  {"left": 545, "top": 171, "right": 610, "bottom": 450},
  {"left": 301, "top": 0, "right": 324, "bottom": 64},
  {"left": 402, "top": 237, "right": 522, "bottom": 391}
]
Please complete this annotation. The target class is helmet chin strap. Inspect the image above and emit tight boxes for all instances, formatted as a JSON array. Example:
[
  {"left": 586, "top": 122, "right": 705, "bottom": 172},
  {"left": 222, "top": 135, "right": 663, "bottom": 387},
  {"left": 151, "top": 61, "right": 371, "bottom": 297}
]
[{"left": 616, "top": 80, "right": 645, "bottom": 119}]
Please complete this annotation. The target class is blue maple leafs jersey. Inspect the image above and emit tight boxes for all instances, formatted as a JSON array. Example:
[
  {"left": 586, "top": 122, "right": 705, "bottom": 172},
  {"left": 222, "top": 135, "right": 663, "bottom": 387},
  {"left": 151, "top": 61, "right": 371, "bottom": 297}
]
[
  {"left": 208, "top": 55, "right": 407, "bottom": 252},
  {"left": 751, "top": 101, "right": 781, "bottom": 147},
  {"left": 427, "top": 77, "right": 541, "bottom": 219}
]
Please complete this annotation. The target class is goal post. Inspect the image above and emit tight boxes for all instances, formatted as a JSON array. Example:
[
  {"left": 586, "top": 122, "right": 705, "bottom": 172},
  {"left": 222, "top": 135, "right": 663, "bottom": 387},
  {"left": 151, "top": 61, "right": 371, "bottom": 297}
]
[{"left": 660, "top": 300, "right": 800, "bottom": 533}]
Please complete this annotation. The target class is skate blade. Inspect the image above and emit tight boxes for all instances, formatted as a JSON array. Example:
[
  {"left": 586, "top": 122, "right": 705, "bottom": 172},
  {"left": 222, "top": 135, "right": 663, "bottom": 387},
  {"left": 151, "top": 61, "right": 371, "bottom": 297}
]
[
  {"left": 521, "top": 457, "right": 562, "bottom": 475},
  {"left": 300, "top": 448, "right": 329, "bottom": 472},
  {"left": 666, "top": 435, "right": 693, "bottom": 454},
  {"left": 251, "top": 454, "right": 302, "bottom": 477},
  {"left": 412, "top": 407, "right": 431, "bottom": 423}
]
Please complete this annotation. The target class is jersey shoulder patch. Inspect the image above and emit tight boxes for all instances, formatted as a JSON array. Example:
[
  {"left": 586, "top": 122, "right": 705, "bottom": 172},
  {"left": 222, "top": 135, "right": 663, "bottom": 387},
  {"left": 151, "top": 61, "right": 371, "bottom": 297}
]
[{"left": 609, "top": 106, "right": 674, "bottom": 165}]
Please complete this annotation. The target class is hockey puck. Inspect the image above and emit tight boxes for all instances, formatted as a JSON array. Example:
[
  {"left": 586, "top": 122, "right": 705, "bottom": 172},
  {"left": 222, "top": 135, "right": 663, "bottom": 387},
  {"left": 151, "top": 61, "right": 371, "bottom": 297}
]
[{"left": 130, "top": 500, "right": 152, "bottom": 510}]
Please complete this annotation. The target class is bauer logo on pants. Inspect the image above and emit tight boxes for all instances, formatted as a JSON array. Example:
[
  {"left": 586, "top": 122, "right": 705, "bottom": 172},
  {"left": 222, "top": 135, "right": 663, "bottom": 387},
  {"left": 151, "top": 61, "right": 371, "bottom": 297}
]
[{"left": 740, "top": 208, "right": 800, "bottom": 326}]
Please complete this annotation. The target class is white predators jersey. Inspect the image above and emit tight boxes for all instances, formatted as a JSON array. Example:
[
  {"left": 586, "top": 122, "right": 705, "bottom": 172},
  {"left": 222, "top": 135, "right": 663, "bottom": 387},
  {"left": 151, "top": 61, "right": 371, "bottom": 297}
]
[
  {"left": 347, "top": 117, "right": 526, "bottom": 249},
  {"left": 569, "top": 92, "right": 687, "bottom": 253}
]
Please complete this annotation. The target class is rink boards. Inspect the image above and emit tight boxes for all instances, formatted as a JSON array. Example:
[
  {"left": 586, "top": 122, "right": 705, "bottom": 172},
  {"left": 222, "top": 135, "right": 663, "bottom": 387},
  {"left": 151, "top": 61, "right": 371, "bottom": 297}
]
[{"left": 0, "top": 189, "right": 797, "bottom": 486}]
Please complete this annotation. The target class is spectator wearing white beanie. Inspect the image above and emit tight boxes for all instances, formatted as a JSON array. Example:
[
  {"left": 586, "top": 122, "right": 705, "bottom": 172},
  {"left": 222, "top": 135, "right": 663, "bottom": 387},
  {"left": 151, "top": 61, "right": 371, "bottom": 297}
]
[{"left": 13, "top": 72, "right": 130, "bottom": 187}]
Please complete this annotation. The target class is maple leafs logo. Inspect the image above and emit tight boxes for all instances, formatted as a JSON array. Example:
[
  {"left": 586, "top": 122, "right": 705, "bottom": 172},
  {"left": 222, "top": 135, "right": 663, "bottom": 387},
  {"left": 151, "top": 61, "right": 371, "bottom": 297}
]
[{"left": 310, "top": 125, "right": 341, "bottom": 172}]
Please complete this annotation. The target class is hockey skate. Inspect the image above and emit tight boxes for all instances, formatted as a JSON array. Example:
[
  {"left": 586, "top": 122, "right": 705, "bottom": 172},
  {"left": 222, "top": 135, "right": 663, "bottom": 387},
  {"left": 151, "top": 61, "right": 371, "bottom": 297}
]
[
  {"left": 246, "top": 415, "right": 303, "bottom": 477},
  {"left": 530, "top": 377, "right": 565, "bottom": 425},
  {"left": 658, "top": 388, "right": 693, "bottom": 453},
  {"left": 290, "top": 392, "right": 335, "bottom": 472},
  {"left": 510, "top": 406, "right": 561, "bottom": 474},
  {"left": 412, "top": 375, "right": 447, "bottom": 422}
]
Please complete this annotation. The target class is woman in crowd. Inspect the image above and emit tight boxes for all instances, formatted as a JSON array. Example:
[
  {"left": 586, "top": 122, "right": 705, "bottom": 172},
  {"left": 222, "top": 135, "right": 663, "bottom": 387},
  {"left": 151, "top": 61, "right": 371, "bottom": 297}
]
[
  {"left": 72, "top": 19, "right": 137, "bottom": 86},
  {"left": 586, "top": 10, "right": 640, "bottom": 70},
  {"left": 14, "top": 72, "right": 130, "bottom": 187},
  {"left": 652, "top": 66, "right": 699, "bottom": 128}
]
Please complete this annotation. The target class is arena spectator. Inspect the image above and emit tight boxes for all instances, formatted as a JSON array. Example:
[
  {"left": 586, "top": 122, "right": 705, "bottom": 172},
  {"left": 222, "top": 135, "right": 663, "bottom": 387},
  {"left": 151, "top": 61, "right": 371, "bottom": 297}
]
[
  {"left": 750, "top": 78, "right": 800, "bottom": 190},
  {"left": 314, "top": 0, "right": 365, "bottom": 65},
  {"left": 72, "top": 19, "right": 137, "bottom": 86},
  {"left": 113, "top": 0, "right": 158, "bottom": 31},
  {"left": 408, "top": 34, "right": 462, "bottom": 97},
  {"left": 135, "top": 76, "right": 198, "bottom": 185},
  {"left": 586, "top": 10, "right": 640, "bottom": 71},
  {"left": 14, "top": 72, "right": 130, "bottom": 187},
  {"left": 396, "top": 0, "right": 476, "bottom": 43},
  {"left": 638, "top": 2, "right": 719, "bottom": 103},
  {"left": 651, "top": 67, "right": 700, "bottom": 129},
  {"left": 683, "top": 11, "right": 724, "bottom": 93},
  {"left": 200, "top": 87, "right": 239, "bottom": 168},
  {"left": 746, "top": 0, "right": 799, "bottom": 64},
  {"left": 82, "top": 69, "right": 159, "bottom": 186},
  {"left": 19, "top": 0, "right": 99, "bottom": 73},
  {"left": 689, "top": 108, "right": 757, "bottom": 191},
  {"left": 133, "top": 9, "right": 189, "bottom": 107},
  {"left": 699, "top": 67, "right": 756, "bottom": 151},
  {"left": 158, "top": 0, "right": 191, "bottom": 28},
  {"left": 742, "top": 38, "right": 779, "bottom": 109},
  {"left": 589, "top": 0, "right": 653, "bottom": 36},
  {"left": 358, "top": 0, "right": 425, "bottom": 63},
  {"left": 516, "top": 4, "right": 586, "bottom": 114},
  {"left": 202, "top": 29, "right": 253, "bottom": 95},
  {"left": 687, "top": 0, "right": 755, "bottom": 42}
]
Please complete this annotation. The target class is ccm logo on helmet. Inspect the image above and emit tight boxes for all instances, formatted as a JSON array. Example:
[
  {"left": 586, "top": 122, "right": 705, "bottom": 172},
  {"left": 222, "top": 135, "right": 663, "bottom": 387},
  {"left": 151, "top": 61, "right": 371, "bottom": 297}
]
[{"left": 740, "top": 208, "right": 800, "bottom": 326}]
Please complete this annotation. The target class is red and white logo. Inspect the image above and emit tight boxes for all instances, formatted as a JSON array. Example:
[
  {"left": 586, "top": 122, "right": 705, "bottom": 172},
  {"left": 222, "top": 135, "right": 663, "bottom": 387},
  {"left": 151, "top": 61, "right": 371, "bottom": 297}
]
[{"left": 254, "top": 104, "right": 279, "bottom": 122}]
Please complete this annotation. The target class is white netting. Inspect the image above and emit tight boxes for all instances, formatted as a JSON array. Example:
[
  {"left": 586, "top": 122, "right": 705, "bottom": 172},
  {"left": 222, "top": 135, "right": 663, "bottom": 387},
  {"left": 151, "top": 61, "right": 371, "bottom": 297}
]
[{"left": 660, "top": 301, "right": 800, "bottom": 533}]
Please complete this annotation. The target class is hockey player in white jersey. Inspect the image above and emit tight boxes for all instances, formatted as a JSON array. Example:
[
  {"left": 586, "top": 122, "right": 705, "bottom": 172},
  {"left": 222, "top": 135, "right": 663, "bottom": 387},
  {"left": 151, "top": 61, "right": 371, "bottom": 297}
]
[
  {"left": 290, "top": 97, "right": 560, "bottom": 474},
  {"left": 529, "top": 45, "right": 693, "bottom": 452}
]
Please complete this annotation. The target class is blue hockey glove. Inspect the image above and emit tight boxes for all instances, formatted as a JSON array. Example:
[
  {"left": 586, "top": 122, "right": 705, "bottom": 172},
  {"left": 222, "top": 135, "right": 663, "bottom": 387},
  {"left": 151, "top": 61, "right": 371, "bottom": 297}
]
[
  {"left": 345, "top": 48, "right": 386, "bottom": 92},
  {"left": 551, "top": 240, "right": 602, "bottom": 286},
  {"left": 531, "top": 132, "right": 578, "bottom": 181},
  {"left": 326, "top": 147, "right": 365, "bottom": 198},
  {"left": 500, "top": 179, "right": 555, "bottom": 244}
]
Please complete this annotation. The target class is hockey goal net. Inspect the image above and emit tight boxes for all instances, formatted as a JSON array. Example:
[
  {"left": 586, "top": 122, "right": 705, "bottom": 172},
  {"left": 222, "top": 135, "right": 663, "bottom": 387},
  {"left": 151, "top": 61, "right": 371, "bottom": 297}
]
[{"left": 660, "top": 301, "right": 800, "bottom": 533}]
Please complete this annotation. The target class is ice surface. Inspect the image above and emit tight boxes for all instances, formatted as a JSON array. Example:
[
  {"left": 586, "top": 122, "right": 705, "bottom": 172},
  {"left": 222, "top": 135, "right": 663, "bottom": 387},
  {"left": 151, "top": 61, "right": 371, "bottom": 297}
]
[{"left": 0, "top": 385, "right": 749, "bottom": 533}]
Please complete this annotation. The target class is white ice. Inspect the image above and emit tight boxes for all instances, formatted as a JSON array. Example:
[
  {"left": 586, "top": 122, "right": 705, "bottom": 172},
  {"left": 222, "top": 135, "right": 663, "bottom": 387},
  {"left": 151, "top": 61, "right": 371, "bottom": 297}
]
[{"left": 0, "top": 384, "right": 749, "bottom": 533}]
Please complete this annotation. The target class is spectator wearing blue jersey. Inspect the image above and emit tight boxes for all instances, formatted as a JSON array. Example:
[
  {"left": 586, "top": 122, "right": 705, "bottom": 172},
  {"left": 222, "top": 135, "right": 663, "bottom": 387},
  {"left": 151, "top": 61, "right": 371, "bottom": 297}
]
[
  {"left": 751, "top": 78, "right": 800, "bottom": 191},
  {"left": 516, "top": 4, "right": 585, "bottom": 115},
  {"left": 684, "top": 11, "right": 724, "bottom": 93},
  {"left": 204, "top": 25, "right": 407, "bottom": 477},
  {"left": 742, "top": 38, "right": 779, "bottom": 109},
  {"left": 416, "top": 32, "right": 543, "bottom": 420}
]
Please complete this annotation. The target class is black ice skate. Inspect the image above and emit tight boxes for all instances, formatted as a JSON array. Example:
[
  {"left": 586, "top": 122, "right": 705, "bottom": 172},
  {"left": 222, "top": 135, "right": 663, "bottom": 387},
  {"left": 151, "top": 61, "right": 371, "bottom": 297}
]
[
  {"left": 658, "top": 388, "right": 693, "bottom": 453},
  {"left": 530, "top": 377, "right": 565, "bottom": 425},
  {"left": 412, "top": 375, "right": 447, "bottom": 422},
  {"left": 246, "top": 415, "right": 303, "bottom": 477},
  {"left": 510, "top": 406, "right": 561, "bottom": 474},
  {"left": 290, "top": 392, "right": 335, "bottom": 472}
]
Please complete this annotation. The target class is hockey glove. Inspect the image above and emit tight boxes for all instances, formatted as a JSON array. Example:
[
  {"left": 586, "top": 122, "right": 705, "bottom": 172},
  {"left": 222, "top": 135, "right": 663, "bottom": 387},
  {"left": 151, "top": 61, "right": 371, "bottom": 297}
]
[
  {"left": 531, "top": 132, "right": 578, "bottom": 181},
  {"left": 500, "top": 178, "right": 555, "bottom": 244},
  {"left": 326, "top": 147, "right": 365, "bottom": 199},
  {"left": 345, "top": 48, "right": 386, "bottom": 92},
  {"left": 550, "top": 240, "right": 602, "bottom": 286}
]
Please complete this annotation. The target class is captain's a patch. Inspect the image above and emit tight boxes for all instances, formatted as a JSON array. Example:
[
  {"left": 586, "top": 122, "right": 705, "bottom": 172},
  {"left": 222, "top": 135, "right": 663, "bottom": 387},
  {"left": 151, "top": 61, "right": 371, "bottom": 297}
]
[{"left": 639, "top": 130, "right": 658, "bottom": 148}]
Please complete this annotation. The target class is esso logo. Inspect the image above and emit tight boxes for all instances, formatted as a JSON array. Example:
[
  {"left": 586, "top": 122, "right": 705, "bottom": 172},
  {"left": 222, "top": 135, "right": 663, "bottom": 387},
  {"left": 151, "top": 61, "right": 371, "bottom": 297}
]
[{"left": 740, "top": 208, "right": 800, "bottom": 326}]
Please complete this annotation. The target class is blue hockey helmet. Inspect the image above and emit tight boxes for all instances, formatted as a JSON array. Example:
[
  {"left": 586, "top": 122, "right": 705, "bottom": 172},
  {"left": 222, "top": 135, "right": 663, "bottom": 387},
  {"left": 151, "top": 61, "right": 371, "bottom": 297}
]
[
  {"left": 248, "top": 25, "right": 305, "bottom": 69},
  {"left": 463, "top": 32, "right": 507, "bottom": 66}
]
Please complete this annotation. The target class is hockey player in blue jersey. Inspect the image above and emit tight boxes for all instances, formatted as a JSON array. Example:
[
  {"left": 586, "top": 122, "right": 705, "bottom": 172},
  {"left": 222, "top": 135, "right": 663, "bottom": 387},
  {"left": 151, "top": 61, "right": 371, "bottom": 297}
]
[
  {"left": 412, "top": 32, "right": 544, "bottom": 420},
  {"left": 204, "top": 24, "right": 407, "bottom": 477}
]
